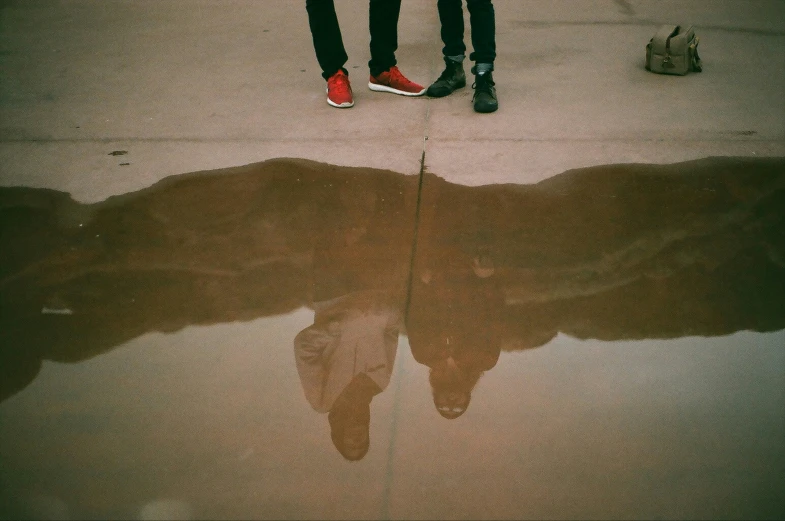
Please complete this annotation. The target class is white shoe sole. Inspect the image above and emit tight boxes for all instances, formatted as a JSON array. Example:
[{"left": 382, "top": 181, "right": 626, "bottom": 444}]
[
  {"left": 327, "top": 99, "right": 354, "bottom": 108},
  {"left": 368, "top": 83, "right": 426, "bottom": 96},
  {"left": 326, "top": 88, "right": 354, "bottom": 108}
]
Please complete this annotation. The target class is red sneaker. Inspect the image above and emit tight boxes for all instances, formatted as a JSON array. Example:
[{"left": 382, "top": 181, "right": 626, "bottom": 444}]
[
  {"left": 368, "top": 66, "right": 426, "bottom": 96},
  {"left": 326, "top": 70, "right": 354, "bottom": 108}
]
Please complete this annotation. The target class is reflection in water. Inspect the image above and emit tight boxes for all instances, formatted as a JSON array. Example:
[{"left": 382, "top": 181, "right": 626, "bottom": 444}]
[
  {"left": 407, "top": 157, "right": 785, "bottom": 418},
  {"left": 295, "top": 292, "right": 401, "bottom": 460},
  {"left": 293, "top": 174, "right": 410, "bottom": 459},
  {"left": 1, "top": 157, "right": 784, "bottom": 404},
  {"left": 0, "top": 159, "right": 418, "bottom": 404},
  {"left": 0, "top": 157, "right": 783, "bottom": 508}
]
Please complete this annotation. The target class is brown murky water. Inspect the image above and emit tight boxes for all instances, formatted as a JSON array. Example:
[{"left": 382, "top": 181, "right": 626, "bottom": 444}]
[{"left": 1, "top": 157, "right": 784, "bottom": 520}]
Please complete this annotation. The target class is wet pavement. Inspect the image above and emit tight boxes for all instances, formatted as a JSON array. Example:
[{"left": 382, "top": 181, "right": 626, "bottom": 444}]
[{"left": 1, "top": 157, "right": 784, "bottom": 519}]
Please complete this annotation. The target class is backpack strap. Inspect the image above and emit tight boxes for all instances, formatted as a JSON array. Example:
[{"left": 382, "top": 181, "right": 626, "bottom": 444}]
[
  {"left": 653, "top": 25, "right": 680, "bottom": 50},
  {"left": 651, "top": 25, "right": 680, "bottom": 70},
  {"left": 690, "top": 36, "right": 703, "bottom": 72}
]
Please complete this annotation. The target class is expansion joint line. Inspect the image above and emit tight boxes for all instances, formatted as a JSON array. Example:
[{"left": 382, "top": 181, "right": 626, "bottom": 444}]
[
  {"left": 404, "top": 147, "right": 426, "bottom": 324},
  {"left": 381, "top": 130, "right": 427, "bottom": 520},
  {"left": 403, "top": 102, "right": 431, "bottom": 323},
  {"left": 380, "top": 91, "right": 433, "bottom": 520}
]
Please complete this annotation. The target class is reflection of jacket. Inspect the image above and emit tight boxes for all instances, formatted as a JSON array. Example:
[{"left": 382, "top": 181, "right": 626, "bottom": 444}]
[
  {"left": 407, "top": 268, "right": 502, "bottom": 373},
  {"left": 294, "top": 292, "right": 400, "bottom": 413},
  {"left": 407, "top": 299, "right": 501, "bottom": 372}
]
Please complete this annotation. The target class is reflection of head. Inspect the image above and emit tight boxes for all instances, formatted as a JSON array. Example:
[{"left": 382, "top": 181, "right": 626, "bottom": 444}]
[
  {"left": 428, "top": 358, "right": 483, "bottom": 420},
  {"left": 327, "top": 373, "right": 381, "bottom": 461},
  {"left": 328, "top": 403, "right": 370, "bottom": 460}
]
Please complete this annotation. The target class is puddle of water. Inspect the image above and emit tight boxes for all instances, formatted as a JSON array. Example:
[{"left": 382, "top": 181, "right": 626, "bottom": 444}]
[{"left": 1, "top": 156, "right": 783, "bottom": 519}]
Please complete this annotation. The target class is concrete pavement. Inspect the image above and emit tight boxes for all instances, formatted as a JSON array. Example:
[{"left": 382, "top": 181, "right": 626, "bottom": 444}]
[
  {"left": 1, "top": 2, "right": 784, "bottom": 519},
  {"left": 1, "top": 0, "right": 783, "bottom": 201}
]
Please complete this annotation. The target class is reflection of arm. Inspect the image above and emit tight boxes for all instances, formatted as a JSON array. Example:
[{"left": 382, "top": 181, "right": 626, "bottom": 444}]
[{"left": 293, "top": 325, "right": 334, "bottom": 413}]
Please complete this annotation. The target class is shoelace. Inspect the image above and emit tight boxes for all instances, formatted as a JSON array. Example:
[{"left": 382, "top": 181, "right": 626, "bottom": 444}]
[
  {"left": 472, "top": 75, "right": 495, "bottom": 90},
  {"left": 329, "top": 73, "right": 351, "bottom": 95},
  {"left": 472, "top": 74, "right": 495, "bottom": 98},
  {"left": 386, "top": 66, "right": 407, "bottom": 85}
]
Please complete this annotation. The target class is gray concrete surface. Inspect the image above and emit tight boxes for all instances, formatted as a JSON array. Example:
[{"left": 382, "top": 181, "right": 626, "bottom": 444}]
[
  {"left": 1, "top": 0, "right": 783, "bottom": 201},
  {"left": 2, "top": 3, "right": 785, "bottom": 518}
]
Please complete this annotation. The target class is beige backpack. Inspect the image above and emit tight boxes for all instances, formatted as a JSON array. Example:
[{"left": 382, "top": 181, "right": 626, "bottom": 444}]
[{"left": 645, "top": 25, "right": 703, "bottom": 75}]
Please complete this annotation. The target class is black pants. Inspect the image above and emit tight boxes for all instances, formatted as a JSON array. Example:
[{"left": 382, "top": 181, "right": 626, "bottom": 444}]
[
  {"left": 305, "top": 0, "right": 400, "bottom": 79},
  {"left": 437, "top": 0, "right": 496, "bottom": 65}
]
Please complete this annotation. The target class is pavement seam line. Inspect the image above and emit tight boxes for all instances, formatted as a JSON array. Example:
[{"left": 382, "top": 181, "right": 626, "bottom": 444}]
[
  {"left": 381, "top": 105, "right": 430, "bottom": 520},
  {"left": 404, "top": 146, "right": 426, "bottom": 324},
  {"left": 380, "top": 66, "right": 434, "bottom": 519}
]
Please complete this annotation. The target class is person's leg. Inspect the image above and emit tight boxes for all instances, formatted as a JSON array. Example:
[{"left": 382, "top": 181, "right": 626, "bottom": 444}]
[
  {"left": 427, "top": 0, "right": 467, "bottom": 97},
  {"left": 367, "top": 0, "right": 425, "bottom": 96},
  {"left": 466, "top": 0, "right": 497, "bottom": 112},
  {"left": 437, "top": 0, "right": 467, "bottom": 60},
  {"left": 368, "top": 0, "right": 400, "bottom": 76},
  {"left": 305, "top": 0, "right": 349, "bottom": 79},
  {"left": 465, "top": 0, "right": 495, "bottom": 66}
]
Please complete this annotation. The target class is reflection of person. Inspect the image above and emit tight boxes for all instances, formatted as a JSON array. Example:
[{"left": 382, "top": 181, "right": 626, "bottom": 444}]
[
  {"left": 294, "top": 292, "right": 400, "bottom": 460},
  {"left": 3, "top": 157, "right": 783, "bottom": 406},
  {"left": 426, "top": 0, "right": 498, "bottom": 113},
  {"left": 305, "top": 0, "right": 426, "bottom": 108},
  {"left": 407, "top": 269, "right": 502, "bottom": 419},
  {"left": 412, "top": 334, "right": 500, "bottom": 419}
]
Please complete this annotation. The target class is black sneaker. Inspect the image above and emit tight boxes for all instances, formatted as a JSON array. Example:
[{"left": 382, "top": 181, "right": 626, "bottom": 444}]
[
  {"left": 472, "top": 71, "right": 498, "bottom": 113},
  {"left": 426, "top": 59, "right": 466, "bottom": 98}
]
